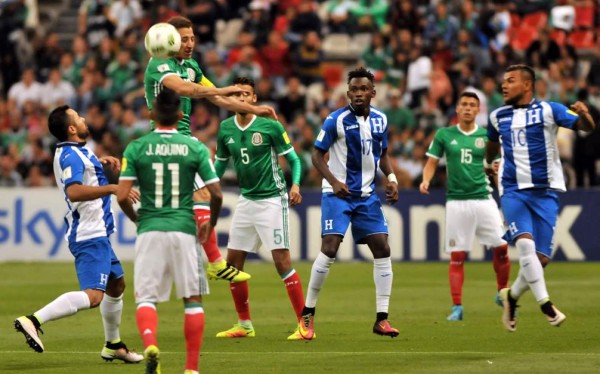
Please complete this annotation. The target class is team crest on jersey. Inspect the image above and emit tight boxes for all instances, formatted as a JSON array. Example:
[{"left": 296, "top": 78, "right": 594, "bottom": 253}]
[
  {"left": 475, "top": 138, "right": 485, "bottom": 148},
  {"left": 187, "top": 68, "right": 196, "bottom": 82},
  {"left": 252, "top": 132, "right": 263, "bottom": 145}
]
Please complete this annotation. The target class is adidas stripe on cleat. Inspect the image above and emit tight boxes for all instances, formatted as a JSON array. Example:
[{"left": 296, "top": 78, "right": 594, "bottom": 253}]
[
  {"left": 14, "top": 316, "right": 44, "bottom": 353},
  {"left": 207, "top": 260, "right": 251, "bottom": 283}
]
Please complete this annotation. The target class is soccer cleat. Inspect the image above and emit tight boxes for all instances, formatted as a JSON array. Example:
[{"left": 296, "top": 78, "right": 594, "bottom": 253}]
[
  {"left": 447, "top": 305, "right": 464, "bottom": 321},
  {"left": 183, "top": 371, "right": 199, "bottom": 374},
  {"left": 298, "top": 313, "right": 315, "bottom": 340},
  {"left": 287, "top": 325, "right": 317, "bottom": 340},
  {"left": 14, "top": 316, "right": 44, "bottom": 353},
  {"left": 101, "top": 341, "right": 143, "bottom": 363},
  {"left": 494, "top": 294, "right": 503, "bottom": 307},
  {"left": 499, "top": 288, "right": 518, "bottom": 332},
  {"left": 544, "top": 305, "right": 567, "bottom": 327},
  {"left": 216, "top": 323, "right": 255, "bottom": 338},
  {"left": 144, "top": 345, "right": 161, "bottom": 374},
  {"left": 207, "top": 260, "right": 251, "bottom": 283},
  {"left": 373, "top": 319, "right": 400, "bottom": 337}
]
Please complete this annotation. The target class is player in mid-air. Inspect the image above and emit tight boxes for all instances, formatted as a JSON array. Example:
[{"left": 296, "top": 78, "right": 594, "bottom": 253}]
[
  {"left": 298, "top": 67, "right": 400, "bottom": 340},
  {"left": 420, "top": 91, "right": 510, "bottom": 321},
  {"left": 486, "top": 64, "right": 595, "bottom": 331},
  {"left": 144, "top": 16, "right": 277, "bottom": 283},
  {"left": 117, "top": 88, "right": 223, "bottom": 374},
  {"left": 212, "top": 77, "right": 306, "bottom": 340},
  {"left": 14, "top": 105, "right": 143, "bottom": 364}
]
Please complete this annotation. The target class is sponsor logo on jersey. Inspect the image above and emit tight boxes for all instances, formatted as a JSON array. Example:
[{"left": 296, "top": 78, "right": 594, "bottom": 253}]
[
  {"left": 227, "top": 138, "right": 235, "bottom": 144},
  {"left": 187, "top": 68, "right": 196, "bottom": 82},
  {"left": 62, "top": 166, "right": 72, "bottom": 180},
  {"left": 450, "top": 139, "right": 458, "bottom": 145},
  {"left": 345, "top": 124, "right": 359, "bottom": 130},
  {"left": 252, "top": 132, "right": 263, "bottom": 145},
  {"left": 157, "top": 64, "right": 170, "bottom": 73},
  {"left": 475, "top": 138, "right": 485, "bottom": 148},
  {"left": 499, "top": 117, "right": 512, "bottom": 123},
  {"left": 317, "top": 129, "right": 326, "bottom": 142}
]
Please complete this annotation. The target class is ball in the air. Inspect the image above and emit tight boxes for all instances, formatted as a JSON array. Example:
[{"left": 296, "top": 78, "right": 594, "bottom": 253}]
[{"left": 144, "top": 23, "right": 181, "bottom": 59}]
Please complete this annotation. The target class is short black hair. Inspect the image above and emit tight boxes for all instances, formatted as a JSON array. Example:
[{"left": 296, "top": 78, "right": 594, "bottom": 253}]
[
  {"left": 459, "top": 91, "right": 480, "bottom": 104},
  {"left": 506, "top": 64, "right": 536, "bottom": 85},
  {"left": 153, "top": 88, "right": 181, "bottom": 126},
  {"left": 347, "top": 66, "right": 375, "bottom": 85},
  {"left": 232, "top": 76, "right": 255, "bottom": 91},
  {"left": 48, "top": 105, "right": 71, "bottom": 141}
]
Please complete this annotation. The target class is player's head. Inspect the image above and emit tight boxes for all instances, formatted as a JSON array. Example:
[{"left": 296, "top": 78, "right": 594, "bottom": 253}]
[
  {"left": 168, "top": 16, "right": 194, "bottom": 60},
  {"left": 456, "top": 91, "right": 480, "bottom": 124},
  {"left": 48, "top": 105, "right": 89, "bottom": 142},
  {"left": 231, "top": 77, "right": 257, "bottom": 115},
  {"left": 502, "top": 64, "right": 536, "bottom": 106},
  {"left": 151, "top": 88, "right": 183, "bottom": 127},
  {"left": 347, "top": 67, "right": 376, "bottom": 112}
]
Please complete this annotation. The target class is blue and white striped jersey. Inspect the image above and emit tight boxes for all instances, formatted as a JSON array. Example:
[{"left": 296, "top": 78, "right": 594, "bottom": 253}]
[
  {"left": 53, "top": 142, "right": 115, "bottom": 244},
  {"left": 314, "top": 105, "right": 388, "bottom": 197},
  {"left": 487, "top": 99, "right": 579, "bottom": 195}
]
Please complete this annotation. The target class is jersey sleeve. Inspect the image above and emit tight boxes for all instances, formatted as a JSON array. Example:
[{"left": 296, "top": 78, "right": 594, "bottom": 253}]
[
  {"left": 215, "top": 125, "right": 231, "bottom": 161},
  {"left": 119, "top": 143, "right": 138, "bottom": 180},
  {"left": 146, "top": 58, "right": 177, "bottom": 85},
  {"left": 60, "top": 150, "right": 85, "bottom": 188},
  {"left": 487, "top": 113, "right": 500, "bottom": 142},
  {"left": 314, "top": 115, "right": 337, "bottom": 151},
  {"left": 195, "top": 142, "right": 219, "bottom": 185},
  {"left": 549, "top": 102, "right": 578, "bottom": 129},
  {"left": 272, "top": 121, "right": 294, "bottom": 155},
  {"left": 426, "top": 129, "right": 445, "bottom": 159}
]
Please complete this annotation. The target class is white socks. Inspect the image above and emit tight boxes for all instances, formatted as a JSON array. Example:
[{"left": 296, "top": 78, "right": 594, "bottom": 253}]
[
  {"left": 305, "top": 252, "right": 335, "bottom": 308},
  {"left": 510, "top": 270, "right": 530, "bottom": 300},
  {"left": 516, "top": 238, "right": 549, "bottom": 303},
  {"left": 100, "top": 294, "right": 123, "bottom": 342},
  {"left": 373, "top": 257, "right": 393, "bottom": 314},
  {"left": 34, "top": 291, "right": 91, "bottom": 324}
]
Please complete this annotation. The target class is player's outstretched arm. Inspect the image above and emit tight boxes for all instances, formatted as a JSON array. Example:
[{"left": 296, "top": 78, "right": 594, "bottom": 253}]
[
  {"left": 420, "top": 157, "right": 439, "bottom": 195},
  {"left": 161, "top": 75, "right": 242, "bottom": 99},
  {"left": 207, "top": 95, "right": 278, "bottom": 120}
]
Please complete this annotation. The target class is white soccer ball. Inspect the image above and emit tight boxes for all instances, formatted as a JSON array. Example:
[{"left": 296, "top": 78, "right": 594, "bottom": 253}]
[{"left": 144, "top": 23, "right": 181, "bottom": 59}]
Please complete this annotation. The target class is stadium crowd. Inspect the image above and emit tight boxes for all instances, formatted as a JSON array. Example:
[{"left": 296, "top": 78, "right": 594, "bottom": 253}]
[{"left": 1, "top": 0, "right": 600, "bottom": 189}]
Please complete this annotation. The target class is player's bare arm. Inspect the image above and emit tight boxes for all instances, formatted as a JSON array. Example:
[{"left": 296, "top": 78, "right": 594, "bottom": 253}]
[
  {"left": 162, "top": 75, "right": 242, "bottom": 99},
  {"left": 198, "top": 182, "right": 223, "bottom": 244},
  {"left": 207, "top": 94, "right": 278, "bottom": 120},
  {"left": 570, "top": 101, "right": 596, "bottom": 132},
  {"left": 311, "top": 147, "right": 349, "bottom": 198},
  {"left": 66, "top": 183, "right": 118, "bottom": 202},
  {"left": 484, "top": 140, "right": 501, "bottom": 176},
  {"left": 379, "top": 148, "right": 398, "bottom": 204},
  {"left": 116, "top": 179, "right": 139, "bottom": 223},
  {"left": 420, "top": 157, "right": 439, "bottom": 195},
  {"left": 289, "top": 184, "right": 302, "bottom": 206}
]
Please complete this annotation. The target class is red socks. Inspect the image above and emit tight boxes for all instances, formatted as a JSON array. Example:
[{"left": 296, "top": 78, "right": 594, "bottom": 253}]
[
  {"left": 492, "top": 244, "right": 510, "bottom": 290},
  {"left": 194, "top": 208, "right": 222, "bottom": 263},
  {"left": 184, "top": 305, "right": 205, "bottom": 372},
  {"left": 230, "top": 281, "right": 251, "bottom": 320},
  {"left": 136, "top": 304, "right": 158, "bottom": 348},
  {"left": 449, "top": 251, "right": 466, "bottom": 305},
  {"left": 283, "top": 271, "right": 305, "bottom": 320}
]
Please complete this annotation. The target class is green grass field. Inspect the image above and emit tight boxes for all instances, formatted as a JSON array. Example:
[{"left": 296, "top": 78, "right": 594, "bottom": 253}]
[{"left": 1, "top": 261, "right": 599, "bottom": 373}]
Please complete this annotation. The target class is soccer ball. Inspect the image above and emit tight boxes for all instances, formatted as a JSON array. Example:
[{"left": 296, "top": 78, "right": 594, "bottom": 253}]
[{"left": 144, "top": 23, "right": 181, "bottom": 59}]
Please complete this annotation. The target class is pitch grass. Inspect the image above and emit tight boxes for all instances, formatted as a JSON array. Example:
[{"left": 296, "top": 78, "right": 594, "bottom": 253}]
[{"left": 1, "top": 261, "right": 599, "bottom": 373}]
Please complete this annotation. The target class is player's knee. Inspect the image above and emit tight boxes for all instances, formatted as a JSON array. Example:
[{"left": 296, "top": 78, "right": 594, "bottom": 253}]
[
  {"left": 106, "top": 277, "right": 126, "bottom": 297},
  {"left": 537, "top": 253, "right": 551, "bottom": 267},
  {"left": 85, "top": 289, "right": 104, "bottom": 308}
]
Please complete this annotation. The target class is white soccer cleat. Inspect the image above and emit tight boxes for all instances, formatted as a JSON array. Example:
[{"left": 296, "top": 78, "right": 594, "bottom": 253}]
[
  {"left": 546, "top": 306, "right": 566, "bottom": 327},
  {"left": 14, "top": 316, "right": 44, "bottom": 353},
  {"left": 101, "top": 341, "right": 144, "bottom": 363},
  {"left": 498, "top": 288, "right": 518, "bottom": 332}
]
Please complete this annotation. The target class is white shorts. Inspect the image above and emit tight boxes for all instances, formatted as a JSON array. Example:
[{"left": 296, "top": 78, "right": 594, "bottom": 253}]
[
  {"left": 228, "top": 195, "right": 290, "bottom": 252},
  {"left": 445, "top": 198, "right": 506, "bottom": 253},
  {"left": 134, "top": 231, "right": 209, "bottom": 303}
]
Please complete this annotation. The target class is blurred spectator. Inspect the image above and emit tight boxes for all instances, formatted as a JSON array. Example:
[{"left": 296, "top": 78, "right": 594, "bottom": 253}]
[
  {"left": 360, "top": 31, "right": 392, "bottom": 80},
  {"left": 243, "top": 1, "right": 272, "bottom": 48},
  {"left": 184, "top": 0, "right": 223, "bottom": 50},
  {"left": 0, "top": 154, "right": 23, "bottom": 187},
  {"left": 288, "top": 0, "right": 322, "bottom": 44},
  {"left": 230, "top": 46, "right": 263, "bottom": 83},
  {"left": 405, "top": 46, "right": 431, "bottom": 109},
  {"left": 526, "top": 28, "right": 561, "bottom": 69},
  {"left": 324, "top": 0, "right": 356, "bottom": 34},
  {"left": 35, "top": 33, "right": 64, "bottom": 81},
  {"left": 24, "top": 165, "right": 52, "bottom": 187},
  {"left": 573, "top": 90, "right": 600, "bottom": 187},
  {"left": 108, "top": 0, "right": 143, "bottom": 38},
  {"left": 203, "top": 48, "right": 233, "bottom": 86},
  {"left": 226, "top": 31, "right": 256, "bottom": 67},
  {"left": 277, "top": 76, "right": 306, "bottom": 123},
  {"left": 383, "top": 88, "right": 416, "bottom": 137},
  {"left": 259, "top": 30, "right": 291, "bottom": 92},
  {"left": 142, "top": 0, "right": 180, "bottom": 30},
  {"left": 0, "top": 0, "right": 28, "bottom": 93},
  {"left": 79, "top": 0, "right": 115, "bottom": 49},
  {"left": 388, "top": 0, "right": 422, "bottom": 36},
  {"left": 94, "top": 36, "right": 116, "bottom": 73},
  {"left": 17, "top": 136, "right": 53, "bottom": 181},
  {"left": 41, "top": 68, "right": 77, "bottom": 110},
  {"left": 349, "top": 0, "right": 390, "bottom": 32},
  {"left": 106, "top": 49, "right": 139, "bottom": 99},
  {"left": 190, "top": 102, "right": 219, "bottom": 145},
  {"left": 8, "top": 68, "right": 43, "bottom": 110},
  {"left": 424, "top": 2, "right": 459, "bottom": 49},
  {"left": 481, "top": 74, "right": 503, "bottom": 111},
  {"left": 292, "top": 31, "right": 323, "bottom": 86}
]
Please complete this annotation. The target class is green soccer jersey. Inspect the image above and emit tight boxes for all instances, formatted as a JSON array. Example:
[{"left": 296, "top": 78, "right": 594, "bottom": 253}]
[
  {"left": 120, "top": 129, "right": 219, "bottom": 235},
  {"left": 426, "top": 125, "right": 491, "bottom": 201},
  {"left": 216, "top": 115, "right": 293, "bottom": 200},
  {"left": 144, "top": 57, "right": 204, "bottom": 136}
]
